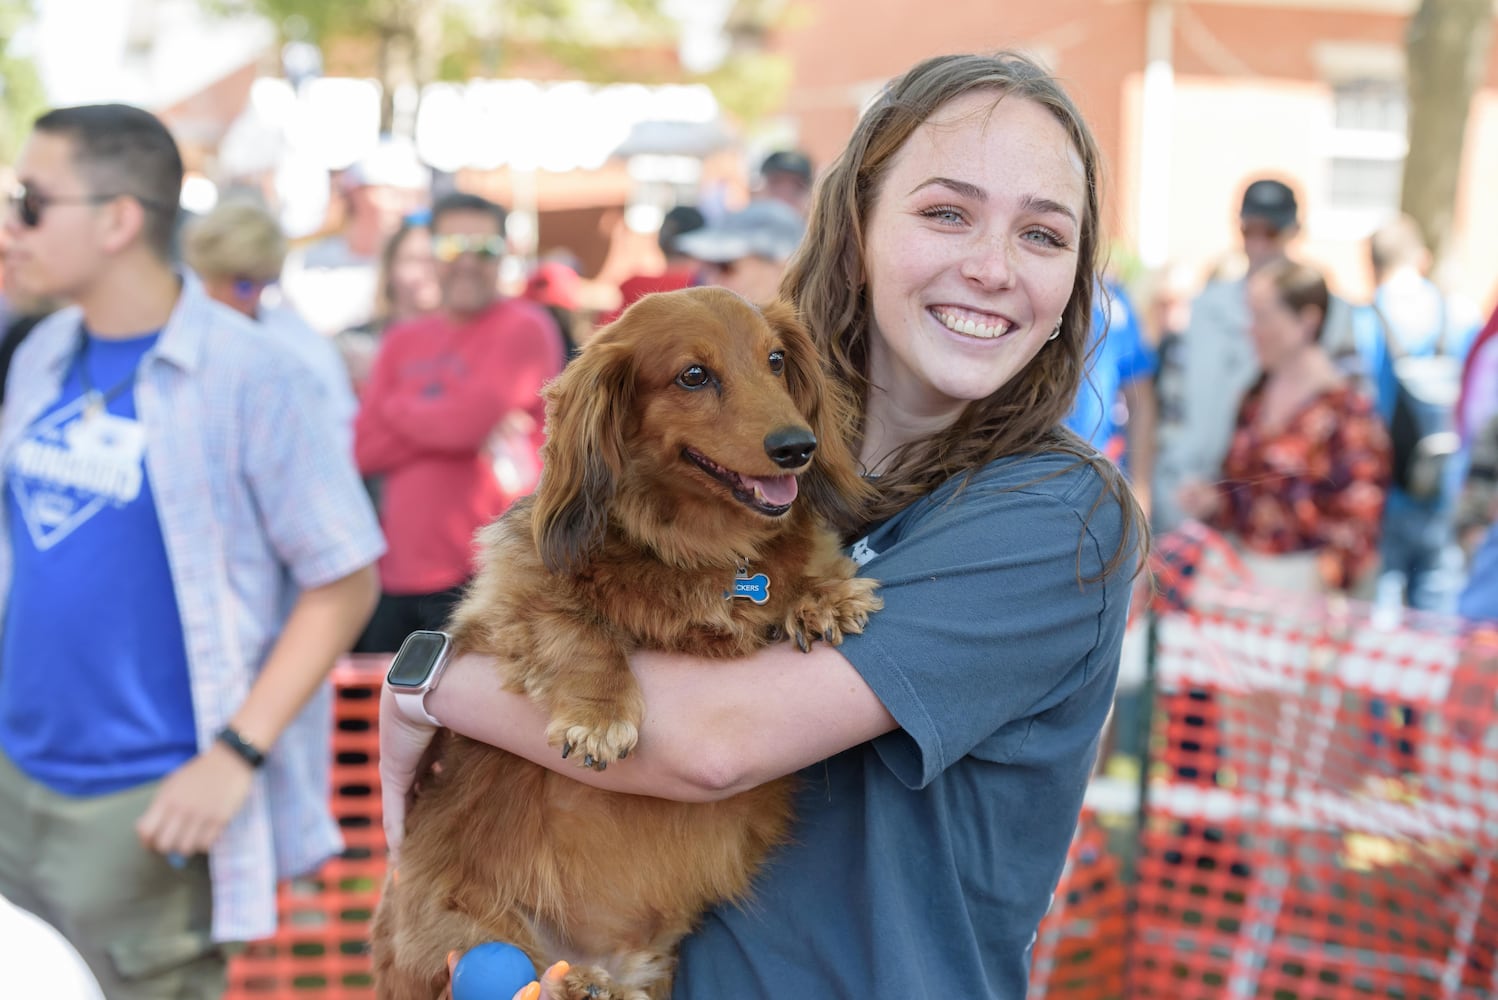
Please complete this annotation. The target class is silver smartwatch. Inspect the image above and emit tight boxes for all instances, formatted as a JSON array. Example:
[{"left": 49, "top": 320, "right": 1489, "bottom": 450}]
[{"left": 385, "top": 630, "right": 454, "bottom": 726}]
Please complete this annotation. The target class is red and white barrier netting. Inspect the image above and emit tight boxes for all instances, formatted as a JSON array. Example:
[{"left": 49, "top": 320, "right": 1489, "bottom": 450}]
[{"left": 1128, "top": 524, "right": 1498, "bottom": 999}]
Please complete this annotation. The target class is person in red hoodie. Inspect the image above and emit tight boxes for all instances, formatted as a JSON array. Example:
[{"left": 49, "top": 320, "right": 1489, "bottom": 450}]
[{"left": 354, "top": 192, "right": 564, "bottom": 651}]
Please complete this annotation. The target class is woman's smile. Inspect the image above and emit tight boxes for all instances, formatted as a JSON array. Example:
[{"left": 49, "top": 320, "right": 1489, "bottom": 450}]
[{"left": 929, "top": 305, "right": 1017, "bottom": 340}]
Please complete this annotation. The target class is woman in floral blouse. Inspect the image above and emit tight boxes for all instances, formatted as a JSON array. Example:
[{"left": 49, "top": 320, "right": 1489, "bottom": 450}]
[{"left": 1177, "top": 260, "right": 1391, "bottom": 595}]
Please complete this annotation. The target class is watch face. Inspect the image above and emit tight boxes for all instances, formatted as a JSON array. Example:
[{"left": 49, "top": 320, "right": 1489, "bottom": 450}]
[{"left": 387, "top": 630, "right": 450, "bottom": 687}]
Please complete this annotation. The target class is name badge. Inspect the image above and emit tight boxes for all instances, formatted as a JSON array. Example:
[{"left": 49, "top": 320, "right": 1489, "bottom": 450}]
[{"left": 724, "top": 570, "right": 771, "bottom": 605}]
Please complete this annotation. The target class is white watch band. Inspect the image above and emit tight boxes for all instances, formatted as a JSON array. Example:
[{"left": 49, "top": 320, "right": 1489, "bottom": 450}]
[{"left": 393, "top": 687, "right": 442, "bottom": 727}]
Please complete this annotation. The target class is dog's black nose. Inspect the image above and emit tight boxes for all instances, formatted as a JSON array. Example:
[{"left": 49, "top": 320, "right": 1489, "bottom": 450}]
[{"left": 764, "top": 426, "right": 818, "bottom": 469}]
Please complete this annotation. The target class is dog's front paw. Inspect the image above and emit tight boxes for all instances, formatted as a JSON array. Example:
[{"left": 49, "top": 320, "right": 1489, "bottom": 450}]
[
  {"left": 785, "top": 576, "right": 883, "bottom": 651},
  {"left": 551, "top": 963, "right": 646, "bottom": 1000},
  {"left": 546, "top": 709, "right": 639, "bottom": 771}
]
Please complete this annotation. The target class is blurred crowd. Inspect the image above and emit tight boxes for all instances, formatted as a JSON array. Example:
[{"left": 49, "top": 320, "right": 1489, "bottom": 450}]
[
  {"left": 6, "top": 115, "right": 1498, "bottom": 630},
  {"left": 1129, "top": 177, "right": 1498, "bottom": 620},
  {"left": 0, "top": 92, "right": 1497, "bottom": 996},
  {"left": 0, "top": 129, "right": 821, "bottom": 653}
]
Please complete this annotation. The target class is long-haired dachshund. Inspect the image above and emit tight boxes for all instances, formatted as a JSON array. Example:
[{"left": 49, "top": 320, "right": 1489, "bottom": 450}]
[{"left": 371, "top": 287, "right": 882, "bottom": 999}]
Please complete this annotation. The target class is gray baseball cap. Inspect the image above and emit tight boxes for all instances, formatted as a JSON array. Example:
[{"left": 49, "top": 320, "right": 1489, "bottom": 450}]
[{"left": 675, "top": 200, "right": 807, "bottom": 265}]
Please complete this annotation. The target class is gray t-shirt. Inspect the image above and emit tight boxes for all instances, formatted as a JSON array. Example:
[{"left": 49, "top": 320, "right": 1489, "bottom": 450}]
[{"left": 673, "top": 450, "right": 1133, "bottom": 999}]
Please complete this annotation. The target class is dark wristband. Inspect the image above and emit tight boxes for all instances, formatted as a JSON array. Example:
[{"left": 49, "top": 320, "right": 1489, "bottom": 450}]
[{"left": 216, "top": 726, "right": 266, "bottom": 769}]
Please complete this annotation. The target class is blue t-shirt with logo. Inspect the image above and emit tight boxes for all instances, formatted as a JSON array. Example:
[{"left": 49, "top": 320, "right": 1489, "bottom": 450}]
[{"left": 1, "top": 329, "right": 197, "bottom": 795}]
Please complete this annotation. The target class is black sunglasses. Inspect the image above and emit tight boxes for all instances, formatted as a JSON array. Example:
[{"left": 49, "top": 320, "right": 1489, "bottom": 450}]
[{"left": 8, "top": 182, "right": 170, "bottom": 229}]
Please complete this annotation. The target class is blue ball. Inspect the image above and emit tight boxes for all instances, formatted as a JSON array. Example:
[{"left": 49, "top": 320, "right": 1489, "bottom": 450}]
[{"left": 450, "top": 942, "right": 538, "bottom": 1000}]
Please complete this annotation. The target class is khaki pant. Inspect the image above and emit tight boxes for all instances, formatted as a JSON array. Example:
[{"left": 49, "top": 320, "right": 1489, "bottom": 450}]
[{"left": 0, "top": 749, "right": 227, "bottom": 999}]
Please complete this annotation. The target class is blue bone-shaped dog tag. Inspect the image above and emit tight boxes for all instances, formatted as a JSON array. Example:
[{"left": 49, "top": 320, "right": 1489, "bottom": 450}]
[{"left": 725, "top": 570, "right": 771, "bottom": 605}]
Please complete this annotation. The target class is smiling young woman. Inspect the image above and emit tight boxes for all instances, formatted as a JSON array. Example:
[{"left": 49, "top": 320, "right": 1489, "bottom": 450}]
[
  {"left": 858, "top": 91, "right": 1085, "bottom": 465},
  {"left": 380, "top": 52, "right": 1146, "bottom": 1000}
]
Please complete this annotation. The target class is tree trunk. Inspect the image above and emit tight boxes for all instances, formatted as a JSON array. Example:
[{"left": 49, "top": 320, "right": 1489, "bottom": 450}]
[
  {"left": 377, "top": 26, "right": 397, "bottom": 134},
  {"left": 401, "top": 0, "right": 446, "bottom": 138},
  {"left": 1401, "top": 0, "right": 1493, "bottom": 268}
]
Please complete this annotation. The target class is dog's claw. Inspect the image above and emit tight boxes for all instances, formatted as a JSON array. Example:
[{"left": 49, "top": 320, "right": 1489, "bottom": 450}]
[
  {"left": 617, "top": 748, "right": 628, "bottom": 760},
  {"left": 824, "top": 627, "right": 835, "bottom": 644},
  {"left": 584, "top": 754, "right": 595, "bottom": 768},
  {"left": 795, "top": 630, "right": 809, "bottom": 653},
  {"left": 562, "top": 741, "right": 573, "bottom": 759},
  {"left": 595, "top": 759, "right": 607, "bottom": 771}
]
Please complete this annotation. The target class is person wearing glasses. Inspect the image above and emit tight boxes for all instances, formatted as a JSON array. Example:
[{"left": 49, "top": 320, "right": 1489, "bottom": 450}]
[
  {"left": 0, "top": 104, "right": 383, "bottom": 998},
  {"left": 353, "top": 192, "right": 564, "bottom": 653},
  {"left": 181, "top": 198, "right": 358, "bottom": 452}
]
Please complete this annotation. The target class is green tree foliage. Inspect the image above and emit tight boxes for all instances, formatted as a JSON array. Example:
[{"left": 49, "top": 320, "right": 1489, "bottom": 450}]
[
  {"left": 436, "top": 0, "right": 675, "bottom": 84},
  {"left": 0, "top": 0, "right": 46, "bottom": 164},
  {"left": 210, "top": 0, "right": 687, "bottom": 131},
  {"left": 208, "top": 0, "right": 803, "bottom": 132},
  {"left": 700, "top": 49, "right": 791, "bottom": 127},
  {"left": 208, "top": 0, "right": 446, "bottom": 131}
]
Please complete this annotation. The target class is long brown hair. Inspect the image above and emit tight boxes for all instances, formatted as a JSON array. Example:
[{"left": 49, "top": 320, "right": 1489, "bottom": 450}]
[{"left": 781, "top": 51, "right": 1146, "bottom": 574}]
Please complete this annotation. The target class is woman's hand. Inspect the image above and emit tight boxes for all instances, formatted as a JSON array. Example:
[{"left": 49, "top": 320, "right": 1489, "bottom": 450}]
[{"left": 379, "top": 684, "right": 439, "bottom": 863}]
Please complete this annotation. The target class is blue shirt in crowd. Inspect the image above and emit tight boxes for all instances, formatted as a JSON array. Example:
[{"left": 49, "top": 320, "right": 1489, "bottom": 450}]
[
  {"left": 1, "top": 329, "right": 198, "bottom": 795},
  {"left": 1065, "top": 282, "right": 1156, "bottom": 460}
]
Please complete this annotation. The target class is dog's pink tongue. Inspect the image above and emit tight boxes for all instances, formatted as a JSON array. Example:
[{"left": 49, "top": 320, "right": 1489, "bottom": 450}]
[{"left": 748, "top": 474, "right": 799, "bottom": 506}]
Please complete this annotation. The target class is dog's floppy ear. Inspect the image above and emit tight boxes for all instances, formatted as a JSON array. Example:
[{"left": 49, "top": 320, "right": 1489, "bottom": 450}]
[
  {"left": 761, "top": 299, "right": 873, "bottom": 533},
  {"left": 531, "top": 333, "right": 636, "bottom": 574}
]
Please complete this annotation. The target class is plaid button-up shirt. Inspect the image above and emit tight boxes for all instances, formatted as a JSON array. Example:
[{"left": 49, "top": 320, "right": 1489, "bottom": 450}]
[{"left": 0, "top": 274, "right": 385, "bottom": 942}]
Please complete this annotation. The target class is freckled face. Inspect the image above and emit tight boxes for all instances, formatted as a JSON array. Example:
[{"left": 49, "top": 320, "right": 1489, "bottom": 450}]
[{"left": 862, "top": 92, "right": 1086, "bottom": 421}]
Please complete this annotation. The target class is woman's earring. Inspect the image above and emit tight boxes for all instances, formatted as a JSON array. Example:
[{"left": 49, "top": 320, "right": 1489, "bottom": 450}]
[{"left": 1048, "top": 320, "right": 1062, "bottom": 342}]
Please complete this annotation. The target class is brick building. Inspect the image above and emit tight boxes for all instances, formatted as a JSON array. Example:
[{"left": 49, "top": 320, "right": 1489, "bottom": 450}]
[{"left": 765, "top": 0, "right": 1498, "bottom": 309}]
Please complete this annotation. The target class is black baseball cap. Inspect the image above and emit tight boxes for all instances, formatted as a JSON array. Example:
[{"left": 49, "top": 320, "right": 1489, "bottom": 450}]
[
  {"left": 1240, "top": 179, "right": 1298, "bottom": 231},
  {"left": 658, "top": 205, "right": 706, "bottom": 256}
]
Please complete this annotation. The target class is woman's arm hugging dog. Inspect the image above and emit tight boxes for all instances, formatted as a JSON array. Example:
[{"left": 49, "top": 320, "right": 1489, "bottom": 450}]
[{"left": 371, "top": 287, "right": 880, "bottom": 1000}]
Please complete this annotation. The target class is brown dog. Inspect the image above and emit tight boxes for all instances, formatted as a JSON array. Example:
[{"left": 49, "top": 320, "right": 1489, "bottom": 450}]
[{"left": 370, "top": 287, "right": 882, "bottom": 999}]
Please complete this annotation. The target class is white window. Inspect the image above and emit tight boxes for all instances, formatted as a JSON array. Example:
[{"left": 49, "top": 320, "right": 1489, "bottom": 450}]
[{"left": 1326, "top": 79, "right": 1407, "bottom": 212}]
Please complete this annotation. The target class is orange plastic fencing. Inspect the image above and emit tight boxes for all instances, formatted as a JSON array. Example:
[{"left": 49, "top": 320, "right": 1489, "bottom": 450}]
[
  {"left": 1135, "top": 582, "right": 1498, "bottom": 1000},
  {"left": 226, "top": 657, "right": 387, "bottom": 998},
  {"left": 1030, "top": 810, "right": 1129, "bottom": 1000}
]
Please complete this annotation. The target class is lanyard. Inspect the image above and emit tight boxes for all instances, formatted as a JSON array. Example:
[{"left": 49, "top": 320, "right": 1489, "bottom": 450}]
[{"left": 71, "top": 325, "right": 145, "bottom": 422}]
